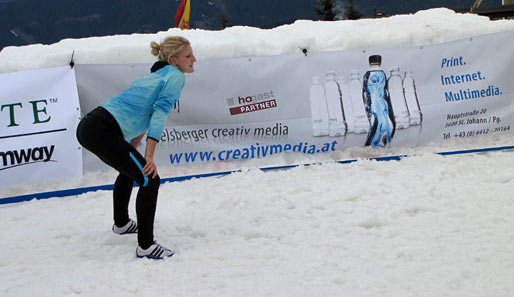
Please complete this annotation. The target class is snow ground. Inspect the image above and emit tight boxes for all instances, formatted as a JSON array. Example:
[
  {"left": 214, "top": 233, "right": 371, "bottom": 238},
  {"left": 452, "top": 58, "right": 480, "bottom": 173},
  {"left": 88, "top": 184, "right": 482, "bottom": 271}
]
[{"left": 1, "top": 150, "right": 514, "bottom": 297}]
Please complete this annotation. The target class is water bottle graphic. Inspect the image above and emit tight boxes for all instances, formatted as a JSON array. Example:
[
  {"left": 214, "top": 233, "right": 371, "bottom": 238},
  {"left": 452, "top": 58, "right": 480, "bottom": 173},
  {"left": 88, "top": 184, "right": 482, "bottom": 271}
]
[
  {"left": 349, "top": 71, "right": 370, "bottom": 134},
  {"left": 336, "top": 75, "right": 355, "bottom": 133},
  {"left": 309, "top": 76, "right": 330, "bottom": 136},
  {"left": 388, "top": 66, "right": 410, "bottom": 129},
  {"left": 363, "top": 55, "right": 396, "bottom": 147},
  {"left": 403, "top": 69, "right": 423, "bottom": 125},
  {"left": 325, "top": 71, "right": 347, "bottom": 137}
]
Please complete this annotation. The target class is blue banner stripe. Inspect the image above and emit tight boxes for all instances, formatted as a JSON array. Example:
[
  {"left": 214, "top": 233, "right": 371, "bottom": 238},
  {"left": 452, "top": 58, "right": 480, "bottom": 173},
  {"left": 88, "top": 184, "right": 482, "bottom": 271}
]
[{"left": 1, "top": 145, "right": 514, "bottom": 205}]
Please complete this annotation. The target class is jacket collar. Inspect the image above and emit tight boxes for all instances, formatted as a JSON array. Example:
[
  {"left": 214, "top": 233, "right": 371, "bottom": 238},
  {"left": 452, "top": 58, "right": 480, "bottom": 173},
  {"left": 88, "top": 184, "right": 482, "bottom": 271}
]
[{"left": 150, "top": 61, "right": 169, "bottom": 73}]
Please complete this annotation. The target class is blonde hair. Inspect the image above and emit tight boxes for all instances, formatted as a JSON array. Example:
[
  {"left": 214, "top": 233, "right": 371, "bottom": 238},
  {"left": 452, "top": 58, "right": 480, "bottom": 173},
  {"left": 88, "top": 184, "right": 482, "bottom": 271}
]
[{"left": 150, "top": 36, "right": 190, "bottom": 63}]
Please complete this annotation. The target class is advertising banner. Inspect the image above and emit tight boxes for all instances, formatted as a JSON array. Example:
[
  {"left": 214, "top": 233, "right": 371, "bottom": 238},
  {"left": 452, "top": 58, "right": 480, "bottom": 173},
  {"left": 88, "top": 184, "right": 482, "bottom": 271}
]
[
  {"left": 75, "top": 30, "right": 514, "bottom": 176},
  {"left": 0, "top": 66, "right": 82, "bottom": 186}
]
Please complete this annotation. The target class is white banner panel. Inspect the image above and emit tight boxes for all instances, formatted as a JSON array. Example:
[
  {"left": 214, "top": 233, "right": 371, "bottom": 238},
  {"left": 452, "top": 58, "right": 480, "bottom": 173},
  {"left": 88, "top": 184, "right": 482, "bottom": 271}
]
[
  {"left": 76, "top": 30, "right": 514, "bottom": 175},
  {"left": 0, "top": 66, "right": 82, "bottom": 186}
]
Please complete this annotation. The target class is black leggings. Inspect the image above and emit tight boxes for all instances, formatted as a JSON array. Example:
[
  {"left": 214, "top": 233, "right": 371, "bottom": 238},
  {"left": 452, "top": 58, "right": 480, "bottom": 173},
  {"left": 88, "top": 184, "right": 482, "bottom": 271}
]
[{"left": 76, "top": 107, "right": 159, "bottom": 249}]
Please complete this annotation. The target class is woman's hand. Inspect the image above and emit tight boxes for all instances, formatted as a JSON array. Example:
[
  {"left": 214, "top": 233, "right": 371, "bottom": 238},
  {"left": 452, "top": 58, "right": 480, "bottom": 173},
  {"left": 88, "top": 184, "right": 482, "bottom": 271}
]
[
  {"left": 143, "top": 157, "right": 158, "bottom": 178},
  {"left": 144, "top": 138, "right": 159, "bottom": 178}
]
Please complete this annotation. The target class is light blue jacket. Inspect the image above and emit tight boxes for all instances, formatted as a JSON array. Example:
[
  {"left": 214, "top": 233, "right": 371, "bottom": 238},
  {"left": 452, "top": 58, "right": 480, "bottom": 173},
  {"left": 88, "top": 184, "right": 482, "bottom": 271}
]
[{"left": 101, "top": 65, "right": 184, "bottom": 142}]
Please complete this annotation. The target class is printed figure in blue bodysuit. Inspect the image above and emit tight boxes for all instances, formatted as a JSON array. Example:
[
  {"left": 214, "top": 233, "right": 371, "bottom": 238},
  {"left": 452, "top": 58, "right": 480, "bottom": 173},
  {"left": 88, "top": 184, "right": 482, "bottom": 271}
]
[{"left": 363, "top": 55, "right": 396, "bottom": 147}]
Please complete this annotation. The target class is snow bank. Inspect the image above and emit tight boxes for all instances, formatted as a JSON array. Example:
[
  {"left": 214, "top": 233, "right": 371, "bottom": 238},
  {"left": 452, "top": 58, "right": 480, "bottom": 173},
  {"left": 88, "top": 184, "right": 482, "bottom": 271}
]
[{"left": 1, "top": 8, "right": 513, "bottom": 73}]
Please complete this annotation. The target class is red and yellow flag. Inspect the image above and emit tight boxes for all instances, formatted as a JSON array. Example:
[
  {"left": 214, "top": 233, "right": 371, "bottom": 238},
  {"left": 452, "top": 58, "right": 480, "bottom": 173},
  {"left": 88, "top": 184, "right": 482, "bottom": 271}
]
[{"left": 175, "top": 0, "right": 191, "bottom": 30}]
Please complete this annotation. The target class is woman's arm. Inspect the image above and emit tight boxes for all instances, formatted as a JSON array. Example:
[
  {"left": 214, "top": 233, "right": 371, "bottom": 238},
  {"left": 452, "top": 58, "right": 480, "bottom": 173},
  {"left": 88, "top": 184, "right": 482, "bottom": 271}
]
[
  {"left": 130, "top": 133, "right": 145, "bottom": 148},
  {"left": 147, "top": 72, "right": 184, "bottom": 142}
]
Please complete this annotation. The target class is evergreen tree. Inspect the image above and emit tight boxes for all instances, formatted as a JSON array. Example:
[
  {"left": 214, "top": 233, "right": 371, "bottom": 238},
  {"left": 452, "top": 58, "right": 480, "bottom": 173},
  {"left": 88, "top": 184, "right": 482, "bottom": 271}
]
[
  {"left": 314, "top": 0, "right": 337, "bottom": 21},
  {"left": 345, "top": 0, "right": 362, "bottom": 20},
  {"left": 219, "top": 14, "right": 229, "bottom": 29}
]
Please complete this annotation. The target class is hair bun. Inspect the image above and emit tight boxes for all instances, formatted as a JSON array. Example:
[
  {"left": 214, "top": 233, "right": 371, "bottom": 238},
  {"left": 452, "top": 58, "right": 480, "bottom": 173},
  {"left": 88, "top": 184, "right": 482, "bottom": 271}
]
[{"left": 150, "top": 41, "right": 161, "bottom": 57}]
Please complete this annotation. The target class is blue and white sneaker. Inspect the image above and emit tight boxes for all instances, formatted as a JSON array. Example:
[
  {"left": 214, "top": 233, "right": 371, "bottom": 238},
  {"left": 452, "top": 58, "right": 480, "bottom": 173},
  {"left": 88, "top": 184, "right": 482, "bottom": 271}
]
[
  {"left": 136, "top": 242, "right": 174, "bottom": 260},
  {"left": 112, "top": 219, "right": 138, "bottom": 235}
]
